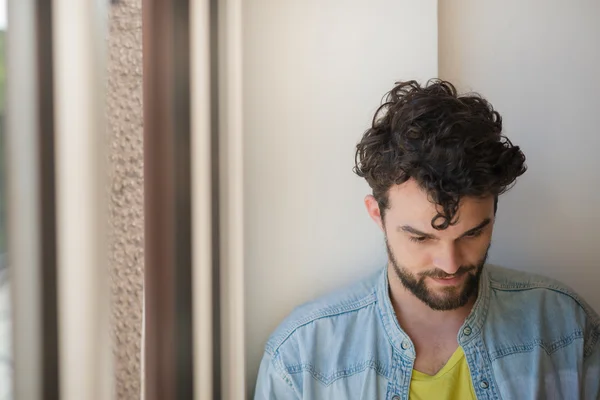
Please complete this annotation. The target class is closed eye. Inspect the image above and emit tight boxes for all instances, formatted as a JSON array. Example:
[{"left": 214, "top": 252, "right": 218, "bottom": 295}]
[
  {"left": 463, "top": 229, "right": 483, "bottom": 239},
  {"left": 409, "top": 236, "right": 430, "bottom": 243}
]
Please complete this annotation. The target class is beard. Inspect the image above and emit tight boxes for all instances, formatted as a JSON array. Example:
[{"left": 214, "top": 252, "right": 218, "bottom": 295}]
[{"left": 386, "top": 238, "right": 488, "bottom": 311}]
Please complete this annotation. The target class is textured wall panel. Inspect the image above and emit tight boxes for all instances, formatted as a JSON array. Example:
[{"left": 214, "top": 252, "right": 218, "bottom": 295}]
[{"left": 107, "top": 1, "right": 144, "bottom": 399}]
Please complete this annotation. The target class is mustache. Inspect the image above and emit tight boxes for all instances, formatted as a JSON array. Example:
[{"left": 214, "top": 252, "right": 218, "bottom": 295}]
[{"left": 419, "top": 265, "right": 478, "bottom": 280}]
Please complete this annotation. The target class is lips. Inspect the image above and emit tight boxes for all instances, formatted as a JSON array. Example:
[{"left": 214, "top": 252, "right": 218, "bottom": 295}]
[{"left": 431, "top": 274, "right": 466, "bottom": 286}]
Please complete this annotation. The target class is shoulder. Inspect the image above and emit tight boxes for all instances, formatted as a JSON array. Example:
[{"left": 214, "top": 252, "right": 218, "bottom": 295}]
[
  {"left": 486, "top": 264, "right": 597, "bottom": 315},
  {"left": 264, "top": 268, "right": 382, "bottom": 356},
  {"left": 485, "top": 264, "right": 600, "bottom": 355}
]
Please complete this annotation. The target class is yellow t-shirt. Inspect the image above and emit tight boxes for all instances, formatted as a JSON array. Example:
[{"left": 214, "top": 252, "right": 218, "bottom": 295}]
[{"left": 409, "top": 347, "right": 476, "bottom": 400}]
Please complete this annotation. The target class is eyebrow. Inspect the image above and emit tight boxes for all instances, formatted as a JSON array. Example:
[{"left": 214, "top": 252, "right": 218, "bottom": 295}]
[{"left": 398, "top": 218, "right": 492, "bottom": 240}]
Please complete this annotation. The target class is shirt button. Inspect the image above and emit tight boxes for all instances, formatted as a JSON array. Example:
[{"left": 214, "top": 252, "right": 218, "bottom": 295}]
[
  {"left": 392, "top": 396, "right": 401, "bottom": 400},
  {"left": 479, "top": 380, "right": 489, "bottom": 389},
  {"left": 401, "top": 340, "right": 410, "bottom": 350},
  {"left": 463, "top": 326, "right": 472, "bottom": 336}
]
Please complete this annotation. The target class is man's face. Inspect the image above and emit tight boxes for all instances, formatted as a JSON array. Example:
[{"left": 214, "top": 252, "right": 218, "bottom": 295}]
[{"left": 365, "top": 179, "right": 494, "bottom": 311}]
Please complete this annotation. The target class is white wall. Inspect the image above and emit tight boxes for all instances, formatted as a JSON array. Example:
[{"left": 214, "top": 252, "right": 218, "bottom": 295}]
[
  {"left": 439, "top": 0, "right": 600, "bottom": 312},
  {"left": 243, "top": 0, "right": 438, "bottom": 394}
]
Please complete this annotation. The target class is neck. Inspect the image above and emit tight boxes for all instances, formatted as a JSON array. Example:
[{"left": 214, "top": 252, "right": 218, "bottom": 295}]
[{"left": 387, "top": 266, "right": 476, "bottom": 329}]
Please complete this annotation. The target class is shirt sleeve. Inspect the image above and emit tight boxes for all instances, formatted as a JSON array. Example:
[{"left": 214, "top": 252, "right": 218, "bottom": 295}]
[
  {"left": 583, "top": 334, "right": 600, "bottom": 400},
  {"left": 254, "top": 351, "right": 299, "bottom": 400}
]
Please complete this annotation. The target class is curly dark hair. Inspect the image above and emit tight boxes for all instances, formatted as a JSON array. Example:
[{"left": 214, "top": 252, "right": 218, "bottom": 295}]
[{"left": 354, "top": 79, "right": 527, "bottom": 230}]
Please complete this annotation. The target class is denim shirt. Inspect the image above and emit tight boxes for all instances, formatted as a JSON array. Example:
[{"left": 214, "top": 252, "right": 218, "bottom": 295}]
[{"left": 254, "top": 265, "right": 600, "bottom": 399}]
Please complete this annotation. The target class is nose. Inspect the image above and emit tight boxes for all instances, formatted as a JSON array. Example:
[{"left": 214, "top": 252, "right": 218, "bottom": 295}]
[{"left": 433, "top": 242, "right": 462, "bottom": 275}]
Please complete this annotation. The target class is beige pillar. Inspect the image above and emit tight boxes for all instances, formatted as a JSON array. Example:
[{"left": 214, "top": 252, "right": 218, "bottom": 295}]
[{"left": 107, "top": 1, "right": 145, "bottom": 399}]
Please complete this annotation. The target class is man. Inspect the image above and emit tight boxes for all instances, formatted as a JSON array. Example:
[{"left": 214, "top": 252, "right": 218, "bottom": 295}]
[{"left": 254, "top": 80, "right": 600, "bottom": 399}]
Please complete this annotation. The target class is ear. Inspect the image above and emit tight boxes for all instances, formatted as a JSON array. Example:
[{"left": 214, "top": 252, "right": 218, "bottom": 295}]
[{"left": 364, "top": 195, "right": 384, "bottom": 232}]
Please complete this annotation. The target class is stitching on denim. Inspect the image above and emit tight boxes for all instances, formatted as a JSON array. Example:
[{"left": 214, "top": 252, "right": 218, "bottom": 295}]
[
  {"left": 490, "top": 281, "right": 590, "bottom": 319},
  {"left": 477, "top": 337, "right": 501, "bottom": 400},
  {"left": 489, "top": 330, "right": 584, "bottom": 361},
  {"left": 490, "top": 280, "right": 600, "bottom": 357},
  {"left": 462, "top": 277, "right": 490, "bottom": 346},
  {"left": 286, "top": 359, "right": 387, "bottom": 386},
  {"left": 272, "top": 350, "right": 301, "bottom": 394},
  {"left": 375, "top": 293, "right": 415, "bottom": 362},
  {"left": 584, "top": 325, "right": 600, "bottom": 359},
  {"left": 266, "top": 293, "right": 378, "bottom": 354}
]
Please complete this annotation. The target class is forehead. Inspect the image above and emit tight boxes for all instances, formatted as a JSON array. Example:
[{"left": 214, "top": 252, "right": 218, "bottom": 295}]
[{"left": 385, "top": 179, "right": 495, "bottom": 232}]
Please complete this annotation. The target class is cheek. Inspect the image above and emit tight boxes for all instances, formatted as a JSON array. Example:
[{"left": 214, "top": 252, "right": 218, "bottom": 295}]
[
  {"left": 389, "top": 235, "right": 434, "bottom": 268},
  {"left": 457, "top": 235, "right": 491, "bottom": 262}
]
